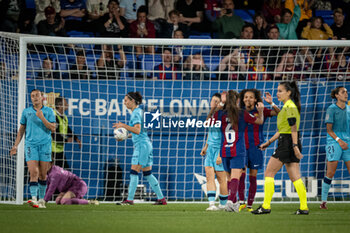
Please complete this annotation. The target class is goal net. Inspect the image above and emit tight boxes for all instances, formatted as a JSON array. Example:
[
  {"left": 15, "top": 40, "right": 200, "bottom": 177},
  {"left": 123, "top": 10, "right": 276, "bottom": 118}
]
[{"left": 1, "top": 31, "right": 350, "bottom": 204}]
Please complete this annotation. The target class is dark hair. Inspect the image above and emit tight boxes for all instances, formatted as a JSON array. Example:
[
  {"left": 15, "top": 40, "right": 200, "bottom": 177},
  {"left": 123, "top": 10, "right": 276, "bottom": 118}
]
[
  {"left": 43, "top": 56, "right": 52, "bottom": 62},
  {"left": 267, "top": 24, "right": 279, "bottom": 33},
  {"left": 168, "top": 9, "right": 180, "bottom": 17},
  {"left": 331, "top": 86, "right": 345, "bottom": 99},
  {"left": 212, "top": 93, "right": 221, "bottom": 99},
  {"left": 280, "top": 81, "right": 301, "bottom": 113},
  {"left": 239, "top": 89, "right": 262, "bottom": 108},
  {"left": 76, "top": 49, "right": 85, "bottom": 57},
  {"left": 162, "top": 47, "right": 172, "bottom": 53},
  {"left": 126, "top": 92, "right": 142, "bottom": 105},
  {"left": 30, "top": 89, "right": 42, "bottom": 94},
  {"left": 241, "top": 23, "right": 254, "bottom": 32},
  {"left": 55, "top": 96, "right": 64, "bottom": 107},
  {"left": 108, "top": 0, "right": 119, "bottom": 5},
  {"left": 281, "top": 8, "right": 292, "bottom": 17},
  {"left": 137, "top": 5, "right": 148, "bottom": 15},
  {"left": 226, "top": 90, "right": 240, "bottom": 127}
]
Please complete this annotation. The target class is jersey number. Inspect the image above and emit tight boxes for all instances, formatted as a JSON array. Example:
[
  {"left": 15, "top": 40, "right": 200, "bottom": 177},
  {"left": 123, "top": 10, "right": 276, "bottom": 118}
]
[{"left": 225, "top": 123, "right": 236, "bottom": 147}]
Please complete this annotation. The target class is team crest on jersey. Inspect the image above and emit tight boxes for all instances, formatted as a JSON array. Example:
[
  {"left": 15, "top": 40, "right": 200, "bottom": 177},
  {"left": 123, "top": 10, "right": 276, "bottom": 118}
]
[{"left": 42, "top": 92, "right": 60, "bottom": 108}]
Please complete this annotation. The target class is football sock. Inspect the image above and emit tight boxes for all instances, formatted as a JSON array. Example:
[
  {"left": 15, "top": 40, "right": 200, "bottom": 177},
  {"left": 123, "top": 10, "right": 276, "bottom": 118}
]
[
  {"left": 219, "top": 194, "right": 228, "bottom": 206},
  {"left": 207, "top": 191, "right": 216, "bottom": 204},
  {"left": 293, "top": 178, "right": 308, "bottom": 210},
  {"left": 262, "top": 177, "right": 274, "bottom": 210},
  {"left": 127, "top": 171, "right": 139, "bottom": 201},
  {"left": 248, "top": 175, "right": 257, "bottom": 207},
  {"left": 228, "top": 178, "right": 239, "bottom": 202},
  {"left": 321, "top": 176, "right": 332, "bottom": 202},
  {"left": 38, "top": 179, "right": 47, "bottom": 200},
  {"left": 238, "top": 172, "right": 246, "bottom": 202},
  {"left": 144, "top": 172, "right": 164, "bottom": 199},
  {"left": 29, "top": 181, "right": 38, "bottom": 200}
]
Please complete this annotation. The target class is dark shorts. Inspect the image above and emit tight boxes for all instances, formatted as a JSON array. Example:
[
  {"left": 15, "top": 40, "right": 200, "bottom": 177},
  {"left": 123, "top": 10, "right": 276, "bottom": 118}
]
[
  {"left": 272, "top": 134, "right": 301, "bottom": 163},
  {"left": 222, "top": 154, "right": 246, "bottom": 172},
  {"left": 247, "top": 146, "right": 263, "bottom": 170},
  {"left": 68, "top": 179, "right": 88, "bottom": 199}
]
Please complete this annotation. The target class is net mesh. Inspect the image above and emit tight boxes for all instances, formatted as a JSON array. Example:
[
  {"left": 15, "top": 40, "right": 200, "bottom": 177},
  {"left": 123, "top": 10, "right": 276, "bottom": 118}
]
[{"left": 1, "top": 33, "right": 350, "bottom": 202}]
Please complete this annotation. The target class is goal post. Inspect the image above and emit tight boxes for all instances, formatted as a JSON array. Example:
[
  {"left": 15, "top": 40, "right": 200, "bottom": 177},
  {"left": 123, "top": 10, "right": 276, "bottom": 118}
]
[{"left": 1, "top": 32, "right": 350, "bottom": 204}]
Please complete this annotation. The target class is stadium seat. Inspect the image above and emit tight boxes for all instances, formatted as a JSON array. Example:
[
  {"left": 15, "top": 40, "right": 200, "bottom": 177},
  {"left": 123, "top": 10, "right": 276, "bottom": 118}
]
[
  {"left": 234, "top": 9, "right": 255, "bottom": 23},
  {"left": 26, "top": 0, "right": 35, "bottom": 9},
  {"left": 315, "top": 10, "right": 334, "bottom": 26}
]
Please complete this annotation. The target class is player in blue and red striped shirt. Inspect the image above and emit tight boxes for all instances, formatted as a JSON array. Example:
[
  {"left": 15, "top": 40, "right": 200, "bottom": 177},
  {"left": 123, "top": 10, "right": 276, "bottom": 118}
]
[
  {"left": 237, "top": 89, "right": 280, "bottom": 211},
  {"left": 212, "top": 90, "right": 264, "bottom": 212}
]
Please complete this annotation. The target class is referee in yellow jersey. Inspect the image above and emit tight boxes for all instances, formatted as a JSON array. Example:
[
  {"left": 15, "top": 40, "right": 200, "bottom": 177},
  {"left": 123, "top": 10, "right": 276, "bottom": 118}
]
[{"left": 252, "top": 81, "right": 309, "bottom": 215}]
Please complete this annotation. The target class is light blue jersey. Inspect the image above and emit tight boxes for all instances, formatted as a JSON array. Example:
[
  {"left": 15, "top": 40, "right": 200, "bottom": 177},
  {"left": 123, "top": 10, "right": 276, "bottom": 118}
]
[
  {"left": 20, "top": 106, "right": 56, "bottom": 146},
  {"left": 325, "top": 104, "right": 350, "bottom": 143},
  {"left": 129, "top": 108, "right": 150, "bottom": 145},
  {"left": 207, "top": 126, "right": 222, "bottom": 148}
]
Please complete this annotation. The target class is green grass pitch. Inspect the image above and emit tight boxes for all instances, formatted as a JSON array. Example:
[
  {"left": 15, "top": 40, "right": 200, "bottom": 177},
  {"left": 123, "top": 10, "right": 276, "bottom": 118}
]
[{"left": 1, "top": 203, "right": 349, "bottom": 233}]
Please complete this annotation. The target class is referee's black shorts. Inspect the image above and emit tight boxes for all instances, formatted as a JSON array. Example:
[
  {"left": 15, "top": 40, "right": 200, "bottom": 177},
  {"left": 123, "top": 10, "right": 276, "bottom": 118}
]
[{"left": 272, "top": 134, "right": 302, "bottom": 163}]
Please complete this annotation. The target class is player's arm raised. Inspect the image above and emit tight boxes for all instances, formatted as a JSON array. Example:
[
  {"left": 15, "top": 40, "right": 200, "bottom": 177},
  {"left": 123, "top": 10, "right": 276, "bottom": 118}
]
[{"left": 264, "top": 92, "right": 280, "bottom": 116}]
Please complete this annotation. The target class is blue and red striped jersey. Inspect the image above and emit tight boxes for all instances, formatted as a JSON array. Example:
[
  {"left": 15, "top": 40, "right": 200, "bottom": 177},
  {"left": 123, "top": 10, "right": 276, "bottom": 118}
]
[
  {"left": 244, "top": 107, "right": 273, "bottom": 149},
  {"left": 213, "top": 109, "right": 257, "bottom": 158}
]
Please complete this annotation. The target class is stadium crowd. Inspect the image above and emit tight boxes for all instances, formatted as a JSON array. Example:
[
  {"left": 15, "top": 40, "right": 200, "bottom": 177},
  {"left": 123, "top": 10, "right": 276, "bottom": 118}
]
[{"left": 1, "top": 0, "right": 350, "bottom": 80}]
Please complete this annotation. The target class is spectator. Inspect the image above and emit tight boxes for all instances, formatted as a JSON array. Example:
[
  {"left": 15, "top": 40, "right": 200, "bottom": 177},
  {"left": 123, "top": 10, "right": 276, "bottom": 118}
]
[
  {"left": 204, "top": 0, "right": 222, "bottom": 23},
  {"left": 323, "top": 48, "right": 348, "bottom": 81},
  {"left": 253, "top": 12, "right": 268, "bottom": 39},
  {"left": 0, "top": 0, "right": 24, "bottom": 32},
  {"left": 18, "top": 9, "right": 37, "bottom": 34},
  {"left": 276, "top": 0, "right": 301, "bottom": 39},
  {"left": 37, "top": 6, "right": 66, "bottom": 37},
  {"left": 274, "top": 52, "right": 302, "bottom": 80},
  {"left": 129, "top": 5, "right": 156, "bottom": 56},
  {"left": 240, "top": 24, "right": 254, "bottom": 40},
  {"left": 119, "top": 0, "right": 145, "bottom": 23},
  {"left": 212, "top": 0, "right": 245, "bottom": 39},
  {"left": 285, "top": 0, "right": 314, "bottom": 38},
  {"left": 69, "top": 49, "right": 91, "bottom": 79},
  {"left": 37, "top": 57, "right": 60, "bottom": 79},
  {"left": 295, "top": 46, "right": 314, "bottom": 78},
  {"left": 153, "top": 47, "right": 179, "bottom": 80},
  {"left": 162, "top": 10, "right": 189, "bottom": 38},
  {"left": 176, "top": 0, "right": 205, "bottom": 33},
  {"left": 248, "top": 51, "right": 269, "bottom": 80},
  {"left": 0, "top": 62, "right": 6, "bottom": 79},
  {"left": 301, "top": 16, "right": 333, "bottom": 40},
  {"left": 172, "top": 29, "right": 185, "bottom": 66},
  {"left": 60, "top": 0, "right": 87, "bottom": 32},
  {"left": 34, "top": 0, "right": 61, "bottom": 25},
  {"left": 148, "top": 0, "right": 175, "bottom": 21},
  {"left": 265, "top": 25, "right": 286, "bottom": 72},
  {"left": 183, "top": 53, "right": 210, "bottom": 80},
  {"left": 96, "top": 44, "right": 126, "bottom": 79},
  {"left": 331, "top": 8, "right": 350, "bottom": 40},
  {"left": 217, "top": 50, "right": 247, "bottom": 80},
  {"left": 86, "top": 0, "right": 109, "bottom": 21},
  {"left": 262, "top": 0, "right": 282, "bottom": 24},
  {"left": 97, "top": 0, "right": 128, "bottom": 37}
]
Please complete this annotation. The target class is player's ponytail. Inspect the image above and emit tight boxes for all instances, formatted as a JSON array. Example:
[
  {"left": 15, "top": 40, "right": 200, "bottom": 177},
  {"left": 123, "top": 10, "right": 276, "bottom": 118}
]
[
  {"left": 127, "top": 92, "right": 143, "bottom": 105},
  {"left": 280, "top": 81, "right": 301, "bottom": 113},
  {"left": 226, "top": 90, "right": 239, "bottom": 127},
  {"left": 331, "top": 86, "right": 345, "bottom": 99}
]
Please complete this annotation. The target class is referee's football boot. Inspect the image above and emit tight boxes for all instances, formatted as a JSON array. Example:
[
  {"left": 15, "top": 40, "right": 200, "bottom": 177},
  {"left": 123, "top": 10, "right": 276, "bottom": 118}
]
[
  {"left": 295, "top": 209, "right": 309, "bottom": 215},
  {"left": 251, "top": 205, "right": 271, "bottom": 215}
]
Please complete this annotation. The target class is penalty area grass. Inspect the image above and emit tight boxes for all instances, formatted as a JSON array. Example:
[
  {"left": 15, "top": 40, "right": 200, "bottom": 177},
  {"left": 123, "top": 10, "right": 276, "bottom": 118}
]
[{"left": 0, "top": 203, "right": 349, "bottom": 233}]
